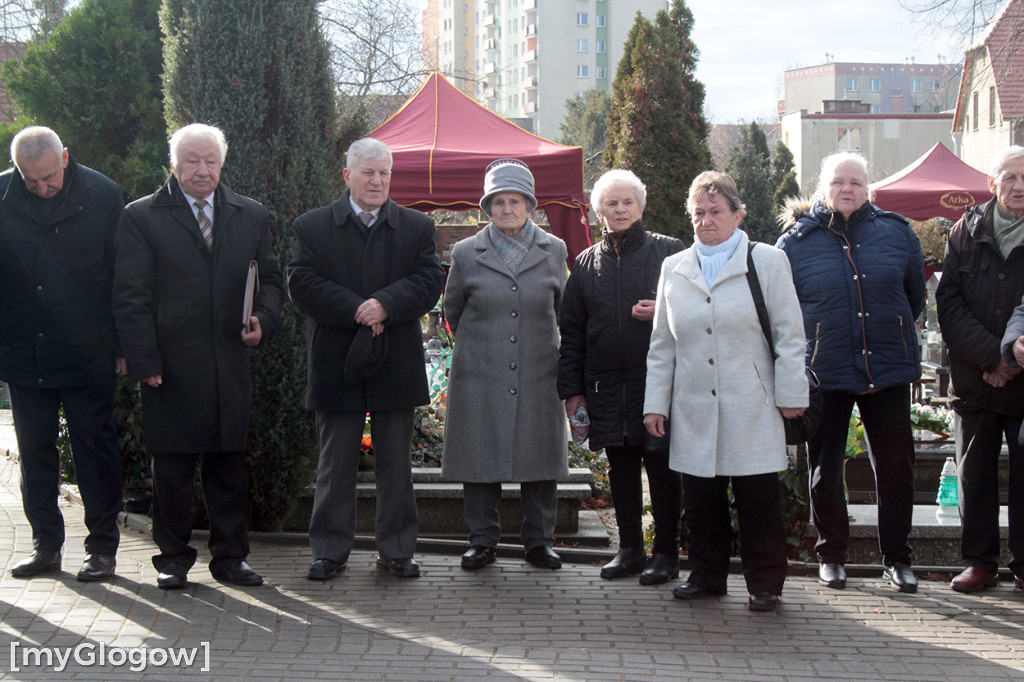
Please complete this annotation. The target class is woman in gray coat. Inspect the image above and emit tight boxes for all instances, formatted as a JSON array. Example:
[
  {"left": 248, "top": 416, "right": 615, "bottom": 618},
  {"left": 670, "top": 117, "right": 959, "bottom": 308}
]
[{"left": 442, "top": 159, "right": 569, "bottom": 571}]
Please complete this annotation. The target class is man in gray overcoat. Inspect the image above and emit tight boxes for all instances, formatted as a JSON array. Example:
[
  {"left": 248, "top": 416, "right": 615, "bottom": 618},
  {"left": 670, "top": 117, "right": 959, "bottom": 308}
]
[
  {"left": 114, "top": 123, "right": 283, "bottom": 590},
  {"left": 288, "top": 137, "right": 444, "bottom": 581}
]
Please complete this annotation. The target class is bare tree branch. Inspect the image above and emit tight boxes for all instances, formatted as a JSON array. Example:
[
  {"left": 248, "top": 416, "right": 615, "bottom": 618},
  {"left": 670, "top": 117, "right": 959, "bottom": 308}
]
[{"left": 319, "top": 0, "right": 430, "bottom": 97}]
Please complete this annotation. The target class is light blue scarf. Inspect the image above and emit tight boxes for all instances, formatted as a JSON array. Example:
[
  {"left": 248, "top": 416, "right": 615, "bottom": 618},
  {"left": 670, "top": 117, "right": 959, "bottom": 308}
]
[{"left": 694, "top": 229, "right": 744, "bottom": 285}]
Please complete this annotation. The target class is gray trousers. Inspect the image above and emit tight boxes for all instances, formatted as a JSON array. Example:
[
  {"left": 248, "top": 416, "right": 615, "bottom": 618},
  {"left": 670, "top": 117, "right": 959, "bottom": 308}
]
[
  {"left": 309, "top": 409, "right": 418, "bottom": 562},
  {"left": 463, "top": 480, "right": 557, "bottom": 550}
]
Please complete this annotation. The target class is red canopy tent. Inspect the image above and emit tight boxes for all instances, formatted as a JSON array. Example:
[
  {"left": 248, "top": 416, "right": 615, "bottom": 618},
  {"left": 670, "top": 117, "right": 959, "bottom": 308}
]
[
  {"left": 368, "top": 72, "right": 591, "bottom": 261},
  {"left": 869, "top": 142, "right": 993, "bottom": 221}
]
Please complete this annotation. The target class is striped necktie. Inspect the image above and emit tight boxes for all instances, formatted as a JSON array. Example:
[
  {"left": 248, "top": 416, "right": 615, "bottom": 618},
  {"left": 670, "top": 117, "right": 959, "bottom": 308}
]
[{"left": 194, "top": 199, "right": 213, "bottom": 249}]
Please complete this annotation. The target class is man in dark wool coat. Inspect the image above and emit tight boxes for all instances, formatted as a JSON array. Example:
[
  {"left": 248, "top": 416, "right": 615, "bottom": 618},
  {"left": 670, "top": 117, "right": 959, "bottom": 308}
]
[
  {"left": 113, "top": 123, "right": 282, "bottom": 590},
  {"left": 0, "top": 126, "right": 124, "bottom": 583},
  {"left": 288, "top": 137, "right": 444, "bottom": 581}
]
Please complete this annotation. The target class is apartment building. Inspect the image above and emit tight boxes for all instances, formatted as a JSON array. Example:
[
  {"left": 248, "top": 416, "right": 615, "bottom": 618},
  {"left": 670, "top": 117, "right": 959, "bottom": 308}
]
[{"left": 423, "top": 0, "right": 666, "bottom": 138}]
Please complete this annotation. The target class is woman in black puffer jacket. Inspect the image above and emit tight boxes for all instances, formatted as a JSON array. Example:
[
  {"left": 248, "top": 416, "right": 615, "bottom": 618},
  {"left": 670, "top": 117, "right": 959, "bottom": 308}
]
[{"left": 558, "top": 169, "right": 684, "bottom": 584}]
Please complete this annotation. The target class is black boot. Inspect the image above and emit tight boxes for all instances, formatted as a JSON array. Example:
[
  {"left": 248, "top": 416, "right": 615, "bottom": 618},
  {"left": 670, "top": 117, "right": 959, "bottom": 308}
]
[
  {"left": 638, "top": 552, "right": 679, "bottom": 585},
  {"left": 600, "top": 547, "right": 647, "bottom": 579}
]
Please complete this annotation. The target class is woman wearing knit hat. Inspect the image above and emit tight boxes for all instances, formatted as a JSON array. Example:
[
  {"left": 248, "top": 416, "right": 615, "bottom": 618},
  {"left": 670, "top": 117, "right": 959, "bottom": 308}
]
[{"left": 442, "top": 159, "right": 570, "bottom": 570}]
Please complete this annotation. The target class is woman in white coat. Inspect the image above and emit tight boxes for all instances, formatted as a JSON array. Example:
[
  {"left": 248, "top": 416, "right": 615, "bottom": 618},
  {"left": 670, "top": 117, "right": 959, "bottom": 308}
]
[{"left": 643, "top": 171, "right": 807, "bottom": 612}]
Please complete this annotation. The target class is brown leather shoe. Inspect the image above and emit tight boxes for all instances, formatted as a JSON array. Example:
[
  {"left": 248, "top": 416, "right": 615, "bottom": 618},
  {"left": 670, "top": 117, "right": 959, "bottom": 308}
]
[{"left": 950, "top": 566, "right": 999, "bottom": 593}]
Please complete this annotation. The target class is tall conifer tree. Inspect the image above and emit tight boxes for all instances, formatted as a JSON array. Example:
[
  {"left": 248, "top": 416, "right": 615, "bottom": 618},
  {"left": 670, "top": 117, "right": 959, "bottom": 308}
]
[
  {"left": 726, "top": 122, "right": 775, "bottom": 243},
  {"left": 161, "top": 0, "right": 337, "bottom": 529},
  {"left": 604, "top": 1, "right": 710, "bottom": 241}
]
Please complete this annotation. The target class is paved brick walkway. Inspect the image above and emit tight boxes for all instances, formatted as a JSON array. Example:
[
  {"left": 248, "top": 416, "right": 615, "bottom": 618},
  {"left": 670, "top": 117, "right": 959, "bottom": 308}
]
[{"left": 2, "top": 446, "right": 1024, "bottom": 679}]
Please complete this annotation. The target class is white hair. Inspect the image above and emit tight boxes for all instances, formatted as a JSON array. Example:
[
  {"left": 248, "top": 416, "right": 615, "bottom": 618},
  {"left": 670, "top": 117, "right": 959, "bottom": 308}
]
[
  {"left": 990, "top": 145, "right": 1024, "bottom": 179},
  {"left": 346, "top": 137, "right": 393, "bottom": 169},
  {"left": 11, "top": 126, "right": 63, "bottom": 169},
  {"left": 169, "top": 123, "right": 228, "bottom": 167},
  {"left": 815, "top": 151, "right": 874, "bottom": 205},
  {"left": 591, "top": 169, "right": 647, "bottom": 212}
]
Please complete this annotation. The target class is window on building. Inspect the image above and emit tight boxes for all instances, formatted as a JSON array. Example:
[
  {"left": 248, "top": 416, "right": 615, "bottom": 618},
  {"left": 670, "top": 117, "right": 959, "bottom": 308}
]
[
  {"left": 577, "top": 39, "right": 588, "bottom": 52},
  {"left": 596, "top": 66, "right": 607, "bottom": 80},
  {"left": 846, "top": 78, "right": 858, "bottom": 92},
  {"left": 972, "top": 91, "right": 979, "bottom": 131},
  {"left": 596, "top": 40, "right": 606, "bottom": 54},
  {"left": 869, "top": 104, "right": 880, "bottom": 113},
  {"left": 891, "top": 89, "right": 903, "bottom": 97},
  {"left": 577, "top": 65, "right": 589, "bottom": 78},
  {"left": 869, "top": 79, "right": 880, "bottom": 92},
  {"left": 577, "top": 13, "right": 588, "bottom": 26},
  {"left": 911, "top": 79, "right": 922, "bottom": 92},
  {"left": 596, "top": 14, "right": 606, "bottom": 28},
  {"left": 837, "top": 127, "right": 861, "bottom": 151},
  {"left": 931, "top": 80, "right": 940, "bottom": 91},
  {"left": 990, "top": 86, "right": 997, "bottom": 126}
]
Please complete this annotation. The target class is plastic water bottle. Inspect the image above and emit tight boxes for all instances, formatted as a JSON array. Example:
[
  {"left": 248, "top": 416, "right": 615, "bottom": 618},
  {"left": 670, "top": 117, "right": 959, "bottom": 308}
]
[{"left": 935, "top": 456, "right": 959, "bottom": 518}]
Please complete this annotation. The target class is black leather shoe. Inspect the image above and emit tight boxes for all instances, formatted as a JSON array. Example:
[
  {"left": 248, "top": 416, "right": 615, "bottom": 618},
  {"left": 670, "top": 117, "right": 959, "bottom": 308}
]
[
  {"left": 524, "top": 545, "right": 562, "bottom": 569},
  {"left": 212, "top": 560, "right": 263, "bottom": 586},
  {"left": 156, "top": 562, "right": 188, "bottom": 590},
  {"left": 307, "top": 558, "right": 345, "bottom": 581},
  {"left": 77, "top": 554, "right": 116, "bottom": 582},
  {"left": 1015, "top": 573, "right": 1023, "bottom": 590},
  {"left": 883, "top": 562, "right": 917, "bottom": 593},
  {"left": 672, "top": 581, "right": 727, "bottom": 600},
  {"left": 748, "top": 592, "right": 780, "bottom": 612},
  {"left": 10, "top": 550, "right": 61, "bottom": 578},
  {"left": 818, "top": 562, "right": 847, "bottom": 589},
  {"left": 461, "top": 546, "right": 497, "bottom": 570},
  {"left": 638, "top": 553, "right": 680, "bottom": 586},
  {"left": 377, "top": 556, "right": 421, "bottom": 578},
  {"left": 600, "top": 547, "right": 647, "bottom": 579}
]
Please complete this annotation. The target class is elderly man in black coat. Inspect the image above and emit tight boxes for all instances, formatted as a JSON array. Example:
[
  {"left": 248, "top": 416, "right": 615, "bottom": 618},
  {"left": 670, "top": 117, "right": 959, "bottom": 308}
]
[
  {"left": 114, "top": 123, "right": 283, "bottom": 590},
  {"left": 0, "top": 126, "right": 125, "bottom": 582},
  {"left": 288, "top": 137, "right": 444, "bottom": 580},
  {"left": 938, "top": 144, "right": 1024, "bottom": 593}
]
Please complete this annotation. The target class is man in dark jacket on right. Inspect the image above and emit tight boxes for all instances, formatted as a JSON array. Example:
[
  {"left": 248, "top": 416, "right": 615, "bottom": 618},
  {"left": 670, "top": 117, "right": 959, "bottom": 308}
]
[{"left": 937, "top": 144, "right": 1024, "bottom": 593}]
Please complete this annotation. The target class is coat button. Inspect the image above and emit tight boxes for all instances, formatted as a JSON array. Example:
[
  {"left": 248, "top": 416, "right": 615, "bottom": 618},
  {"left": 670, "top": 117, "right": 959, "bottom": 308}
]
[
  {"left": 509, "top": 335, "right": 517, "bottom": 343},
  {"left": 511, "top": 310, "right": 519, "bottom": 317},
  {"left": 511, "top": 284, "right": 518, "bottom": 291},
  {"left": 37, "top": 332, "right": 43, "bottom": 338},
  {"left": 708, "top": 358, "right": 714, "bottom": 365},
  {"left": 999, "top": 273, "right": 1006, "bottom": 280},
  {"left": 509, "top": 387, "right": 517, "bottom": 395},
  {"left": 706, "top": 297, "right": 711, "bottom": 303},
  {"left": 711, "top": 389, "right": 717, "bottom": 396},
  {"left": 509, "top": 362, "right": 517, "bottom": 370},
  {"left": 197, "top": 239, "right": 206, "bottom": 248},
  {"left": 706, "top": 328, "right": 712, "bottom": 334},
  {"left": 36, "top": 285, "right": 42, "bottom": 291}
]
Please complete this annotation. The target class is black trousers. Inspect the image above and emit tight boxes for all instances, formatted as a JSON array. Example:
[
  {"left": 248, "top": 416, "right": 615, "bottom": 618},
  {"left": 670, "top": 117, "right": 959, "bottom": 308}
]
[
  {"left": 606, "top": 443, "right": 681, "bottom": 554},
  {"left": 808, "top": 384, "right": 915, "bottom": 566},
  {"left": 682, "top": 471, "right": 787, "bottom": 595},
  {"left": 954, "top": 409, "right": 1024, "bottom": 575},
  {"left": 150, "top": 451, "right": 250, "bottom": 573},
  {"left": 9, "top": 381, "right": 122, "bottom": 555}
]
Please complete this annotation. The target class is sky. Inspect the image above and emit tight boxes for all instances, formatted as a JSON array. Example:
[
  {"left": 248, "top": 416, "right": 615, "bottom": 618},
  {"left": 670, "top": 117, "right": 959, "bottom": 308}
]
[{"left": 682, "top": 0, "right": 970, "bottom": 122}]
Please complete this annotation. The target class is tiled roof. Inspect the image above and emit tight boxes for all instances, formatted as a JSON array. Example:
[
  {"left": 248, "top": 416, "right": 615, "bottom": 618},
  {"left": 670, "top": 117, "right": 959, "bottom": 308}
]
[{"left": 985, "top": 0, "right": 1024, "bottom": 119}]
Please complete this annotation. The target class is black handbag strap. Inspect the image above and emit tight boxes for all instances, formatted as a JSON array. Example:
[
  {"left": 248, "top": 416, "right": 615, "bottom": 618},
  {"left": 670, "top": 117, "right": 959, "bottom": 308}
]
[{"left": 745, "top": 242, "right": 779, "bottom": 360}]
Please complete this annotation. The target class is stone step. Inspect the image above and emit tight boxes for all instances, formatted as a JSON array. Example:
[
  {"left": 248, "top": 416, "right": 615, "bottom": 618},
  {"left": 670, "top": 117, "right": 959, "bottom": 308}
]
[{"left": 814, "top": 503, "right": 1009, "bottom": 565}]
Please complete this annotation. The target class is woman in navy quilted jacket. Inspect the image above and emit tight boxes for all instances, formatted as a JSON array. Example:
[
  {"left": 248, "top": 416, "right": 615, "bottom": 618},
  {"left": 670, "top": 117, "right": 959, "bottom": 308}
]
[{"left": 776, "top": 152, "right": 925, "bottom": 595}]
